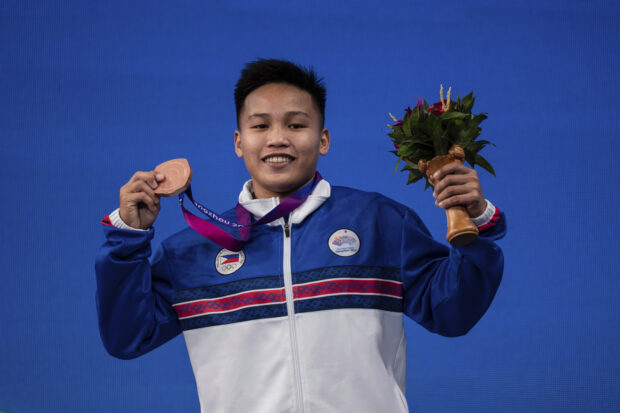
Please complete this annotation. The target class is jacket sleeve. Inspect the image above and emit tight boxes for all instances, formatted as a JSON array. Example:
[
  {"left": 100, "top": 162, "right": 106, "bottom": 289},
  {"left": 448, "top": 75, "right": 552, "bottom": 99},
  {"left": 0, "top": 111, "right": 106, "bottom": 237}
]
[
  {"left": 94, "top": 224, "right": 182, "bottom": 359},
  {"left": 401, "top": 207, "right": 506, "bottom": 337}
]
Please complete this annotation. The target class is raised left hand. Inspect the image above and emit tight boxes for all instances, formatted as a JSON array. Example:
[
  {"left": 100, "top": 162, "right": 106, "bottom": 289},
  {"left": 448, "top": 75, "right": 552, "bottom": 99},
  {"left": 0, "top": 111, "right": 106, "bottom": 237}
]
[{"left": 432, "top": 162, "right": 486, "bottom": 217}]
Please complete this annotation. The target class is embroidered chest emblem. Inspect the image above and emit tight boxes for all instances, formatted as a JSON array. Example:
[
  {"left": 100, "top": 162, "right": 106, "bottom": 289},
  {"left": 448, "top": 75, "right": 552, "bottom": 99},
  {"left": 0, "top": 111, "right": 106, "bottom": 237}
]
[
  {"left": 328, "top": 229, "right": 361, "bottom": 257},
  {"left": 215, "top": 249, "right": 245, "bottom": 275}
]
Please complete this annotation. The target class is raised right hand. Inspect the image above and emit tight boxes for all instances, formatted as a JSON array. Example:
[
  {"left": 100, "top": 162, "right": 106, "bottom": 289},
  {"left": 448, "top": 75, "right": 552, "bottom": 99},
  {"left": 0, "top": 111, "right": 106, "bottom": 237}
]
[{"left": 119, "top": 171, "right": 165, "bottom": 230}]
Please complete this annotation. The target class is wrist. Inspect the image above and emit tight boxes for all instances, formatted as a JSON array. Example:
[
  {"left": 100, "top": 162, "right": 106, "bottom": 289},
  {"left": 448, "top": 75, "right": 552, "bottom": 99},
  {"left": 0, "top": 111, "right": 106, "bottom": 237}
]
[
  {"left": 110, "top": 208, "right": 149, "bottom": 231},
  {"left": 470, "top": 200, "right": 496, "bottom": 227},
  {"left": 468, "top": 199, "right": 487, "bottom": 217}
]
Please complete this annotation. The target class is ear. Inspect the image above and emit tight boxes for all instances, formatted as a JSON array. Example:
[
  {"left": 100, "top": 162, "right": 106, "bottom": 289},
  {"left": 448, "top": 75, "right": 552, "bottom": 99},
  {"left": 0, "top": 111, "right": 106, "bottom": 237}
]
[
  {"left": 234, "top": 130, "right": 243, "bottom": 158},
  {"left": 319, "top": 128, "right": 330, "bottom": 156}
]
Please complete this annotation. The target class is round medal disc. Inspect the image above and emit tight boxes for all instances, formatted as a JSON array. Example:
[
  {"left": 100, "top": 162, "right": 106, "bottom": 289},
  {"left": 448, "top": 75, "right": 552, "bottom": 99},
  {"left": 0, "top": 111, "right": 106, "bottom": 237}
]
[{"left": 154, "top": 158, "right": 193, "bottom": 197}]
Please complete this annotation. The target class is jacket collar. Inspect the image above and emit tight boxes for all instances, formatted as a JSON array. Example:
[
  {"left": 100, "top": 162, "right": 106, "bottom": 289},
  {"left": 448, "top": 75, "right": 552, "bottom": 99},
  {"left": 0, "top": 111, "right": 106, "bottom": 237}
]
[{"left": 238, "top": 178, "right": 331, "bottom": 226}]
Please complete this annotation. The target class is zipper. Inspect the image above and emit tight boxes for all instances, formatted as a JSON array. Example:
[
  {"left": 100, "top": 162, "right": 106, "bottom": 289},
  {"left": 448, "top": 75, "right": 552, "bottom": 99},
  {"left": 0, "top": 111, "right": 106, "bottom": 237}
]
[{"left": 282, "top": 218, "right": 304, "bottom": 413}]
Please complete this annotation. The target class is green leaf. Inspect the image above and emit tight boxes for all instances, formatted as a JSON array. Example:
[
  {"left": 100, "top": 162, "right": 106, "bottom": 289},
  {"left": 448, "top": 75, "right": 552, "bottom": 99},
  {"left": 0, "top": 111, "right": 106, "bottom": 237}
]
[
  {"left": 424, "top": 178, "right": 432, "bottom": 190},
  {"left": 460, "top": 92, "right": 475, "bottom": 113},
  {"left": 411, "top": 141, "right": 434, "bottom": 151},
  {"left": 401, "top": 113, "right": 413, "bottom": 136},
  {"left": 439, "top": 111, "right": 467, "bottom": 121},
  {"left": 472, "top": 113, "right": 488, "bottom": 125},
  {"left": 474, "top": 153, "right": 496, "bottom": 176},
  {"left": 464, "top": 148, "right": 476, "bottom": 166},
  {"left": 433, "top": 131, "right": 448, "bottom": 156},
  {"left": 406, "top": 170, "right": 423, "bottom": 185},
  {"left": 394, "top": 157, "right": 402, "bottom": 173},
  {"left": 388, "top": 127, "right": 405, "bottom": 139},
  {"left": 464, "top": 140, "right": 487, "bottom": 153},
  {"left": 404, "top": 159, "right": 417, "bottom": 168},
  {"left": 457, "top": 125, "right": 481, "bottom": 145},
  {"left": 410, "top": 106, "right": 421, "bottom": 122}
]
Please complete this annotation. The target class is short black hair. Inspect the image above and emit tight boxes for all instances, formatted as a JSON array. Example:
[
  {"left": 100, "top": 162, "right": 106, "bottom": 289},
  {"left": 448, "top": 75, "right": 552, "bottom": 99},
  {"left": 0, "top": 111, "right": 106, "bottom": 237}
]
[{"left": 234, "top": 58, "right": 326, "bottom": 128}]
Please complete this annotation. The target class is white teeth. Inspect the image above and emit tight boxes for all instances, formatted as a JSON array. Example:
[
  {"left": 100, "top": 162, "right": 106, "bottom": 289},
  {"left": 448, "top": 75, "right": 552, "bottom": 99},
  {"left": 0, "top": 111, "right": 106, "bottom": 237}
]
[{"left": 264, "top": 156, "right": 292, "bottom": 163}]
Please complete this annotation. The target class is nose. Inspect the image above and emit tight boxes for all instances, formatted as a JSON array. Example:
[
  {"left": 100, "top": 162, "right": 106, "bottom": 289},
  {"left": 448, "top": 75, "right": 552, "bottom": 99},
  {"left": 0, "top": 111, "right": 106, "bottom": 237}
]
[{"left": 266, "top": 125, "right": 290, "bottom": 147}]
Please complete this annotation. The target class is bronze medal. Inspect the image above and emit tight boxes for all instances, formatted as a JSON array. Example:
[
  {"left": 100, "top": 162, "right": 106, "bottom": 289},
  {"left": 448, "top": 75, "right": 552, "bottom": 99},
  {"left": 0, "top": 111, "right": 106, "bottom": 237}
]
[{"left": 154, "top": 158, "right": 193, "bottom": 197}]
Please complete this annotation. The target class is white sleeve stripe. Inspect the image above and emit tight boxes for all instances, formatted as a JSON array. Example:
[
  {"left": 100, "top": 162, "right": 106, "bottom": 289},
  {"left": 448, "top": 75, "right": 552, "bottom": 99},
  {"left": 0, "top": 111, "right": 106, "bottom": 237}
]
[
  {"left": 108, "top": 208, "right": 148, "bottom": 231},
  {"left": 471, "top": 199, "right": 496, "bottom": 227}
]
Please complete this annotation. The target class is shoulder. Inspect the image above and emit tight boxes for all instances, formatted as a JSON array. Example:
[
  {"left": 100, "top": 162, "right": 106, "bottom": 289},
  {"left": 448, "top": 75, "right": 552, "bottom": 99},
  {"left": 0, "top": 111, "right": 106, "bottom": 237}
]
[
  {"left": 327, "top": 185, "right": 429, "bottom": 230},
  {"left": 329, "top": 185, "right": 410, "bottom": 215}
]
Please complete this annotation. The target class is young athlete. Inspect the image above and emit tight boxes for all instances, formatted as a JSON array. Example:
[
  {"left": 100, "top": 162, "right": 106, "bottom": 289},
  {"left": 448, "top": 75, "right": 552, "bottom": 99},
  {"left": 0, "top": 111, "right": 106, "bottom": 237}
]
[{"left": 96, "top": 59, "right": 506, "bottom": 413}]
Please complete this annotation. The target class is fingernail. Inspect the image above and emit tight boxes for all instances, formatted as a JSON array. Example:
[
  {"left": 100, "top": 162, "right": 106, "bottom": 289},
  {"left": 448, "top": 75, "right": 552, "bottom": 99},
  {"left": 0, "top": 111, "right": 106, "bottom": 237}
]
[
  {"left": 156, "top": 173, "right": 164, "bottom": 180},
  {"left": 433, "top": 172, "right": 440, "bottom": 180},
  {"left": 151, "top": 181, "right": 157, "bottom": 188}
]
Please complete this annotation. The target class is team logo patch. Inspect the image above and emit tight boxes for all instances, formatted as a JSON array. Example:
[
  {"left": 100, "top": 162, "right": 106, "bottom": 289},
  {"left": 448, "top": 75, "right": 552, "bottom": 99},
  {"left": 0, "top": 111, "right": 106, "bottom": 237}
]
[
  {"left": 215, "top": 249, "right": 245, "bottom": 275},
  {"left": 328, "top": 229, "right": 360, "bottom": 257}
]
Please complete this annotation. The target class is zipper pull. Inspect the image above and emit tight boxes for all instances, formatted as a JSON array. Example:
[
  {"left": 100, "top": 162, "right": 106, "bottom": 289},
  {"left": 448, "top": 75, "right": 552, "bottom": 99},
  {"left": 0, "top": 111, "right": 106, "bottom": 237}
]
[{"left": 283, "top": 222, "right": 290, "bottom": 238}]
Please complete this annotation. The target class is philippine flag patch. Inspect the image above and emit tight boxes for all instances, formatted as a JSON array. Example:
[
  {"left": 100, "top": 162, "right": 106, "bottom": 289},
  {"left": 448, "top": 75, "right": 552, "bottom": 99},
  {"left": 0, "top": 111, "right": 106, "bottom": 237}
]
[
  {"left": 220, "top": 254, "right": 240, "bottom": 264},
  {"left": 215, "top": 249, "right": 245, "bottom": 275}
]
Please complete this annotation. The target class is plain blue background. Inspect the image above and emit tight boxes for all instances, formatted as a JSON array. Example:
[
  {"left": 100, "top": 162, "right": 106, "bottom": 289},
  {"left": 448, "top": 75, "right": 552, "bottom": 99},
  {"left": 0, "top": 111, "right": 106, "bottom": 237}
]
[{"left": 1, "top": 1, "right": 619, "bottom": 412}]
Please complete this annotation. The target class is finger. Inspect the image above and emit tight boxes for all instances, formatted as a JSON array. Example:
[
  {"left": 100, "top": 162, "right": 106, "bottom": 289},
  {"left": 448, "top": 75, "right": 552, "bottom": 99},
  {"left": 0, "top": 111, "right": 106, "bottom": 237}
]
[
  {"left": 128, "top": 171, "right": 161, "bottom": 189},
  {"left": 435, "top": 184, "right": 473, "bottom": 205},
  {"left": 127, "top": 183, "right": 161, "bottom": 210},
  {"left": 433, "top": 174, "right": 473, "bottom": 197},
  {"left": 124, "top": 192, "right": 159, "bottom": 213},
  {"left": 436, "top": 192, "right": 481, "bottom": 210},
  {"left": 432, "top": 162, "right": 473, "bottom": 182},
  {"left": 123, "top": 180, "right": 160, "bottom": 200}
]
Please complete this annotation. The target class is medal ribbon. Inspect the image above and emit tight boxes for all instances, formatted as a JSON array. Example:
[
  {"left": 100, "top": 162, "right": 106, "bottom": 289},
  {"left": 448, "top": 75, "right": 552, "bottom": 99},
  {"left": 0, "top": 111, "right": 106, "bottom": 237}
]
[{"left": 179, "top": 172, "right": 322, "bottom": 251}]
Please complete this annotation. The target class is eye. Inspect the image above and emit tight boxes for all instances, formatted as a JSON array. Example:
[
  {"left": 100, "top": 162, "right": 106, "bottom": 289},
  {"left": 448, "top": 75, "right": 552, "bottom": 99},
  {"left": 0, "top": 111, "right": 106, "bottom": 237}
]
[
  {"left": 252, "top": 124, "right": 268, "bottom": 129},
  {"left": 289, "top": 123, "right": 306, "bottom": 129}
]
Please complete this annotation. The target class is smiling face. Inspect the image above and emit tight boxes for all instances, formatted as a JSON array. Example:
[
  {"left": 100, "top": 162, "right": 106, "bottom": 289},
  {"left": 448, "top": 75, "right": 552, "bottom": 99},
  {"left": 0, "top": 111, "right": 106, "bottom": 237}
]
[{"left": 234, "top": 83, "right": 330, "bottom": 199}]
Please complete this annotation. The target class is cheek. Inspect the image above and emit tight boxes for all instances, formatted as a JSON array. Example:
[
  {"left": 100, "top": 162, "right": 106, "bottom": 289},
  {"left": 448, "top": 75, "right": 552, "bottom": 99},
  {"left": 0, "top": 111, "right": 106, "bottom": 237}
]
[{"left": 239, "top": 138, "right": 260, "bottom": 157}]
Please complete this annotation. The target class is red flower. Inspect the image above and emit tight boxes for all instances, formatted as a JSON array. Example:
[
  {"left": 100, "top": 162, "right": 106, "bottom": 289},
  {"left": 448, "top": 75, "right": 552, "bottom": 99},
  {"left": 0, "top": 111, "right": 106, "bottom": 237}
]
[{"left": 428, "top": 100, "right": 455, "bottom": 115}]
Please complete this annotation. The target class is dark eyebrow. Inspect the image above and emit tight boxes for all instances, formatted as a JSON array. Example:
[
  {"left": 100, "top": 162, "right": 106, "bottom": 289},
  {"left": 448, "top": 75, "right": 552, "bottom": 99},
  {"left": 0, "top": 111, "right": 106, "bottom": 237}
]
[
  {"left": 246, "top": 111, "right": 310, "bottom": 121},
  {"left": 247, "top": 113, "right": 270, "bottom": 121},
  {"left": 285, "top": 111, "right": 310, "bottom": 118}
]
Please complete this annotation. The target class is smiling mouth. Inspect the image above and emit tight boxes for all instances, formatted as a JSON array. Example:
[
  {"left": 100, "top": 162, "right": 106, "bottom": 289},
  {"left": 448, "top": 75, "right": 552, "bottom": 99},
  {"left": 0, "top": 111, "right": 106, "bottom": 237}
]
[{"left": 263, "top": 154, "right": 295, "bottom": 164}]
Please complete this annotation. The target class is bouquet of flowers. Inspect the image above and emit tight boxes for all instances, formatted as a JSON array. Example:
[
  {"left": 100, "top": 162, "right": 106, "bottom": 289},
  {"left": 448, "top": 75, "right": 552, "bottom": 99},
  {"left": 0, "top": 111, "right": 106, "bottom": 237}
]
[
  {"left": 388, "top": 85, "right": 495, "bottom": 188},
  {"left": 387, "top": 85, "right": 496, "bottom": 245}
]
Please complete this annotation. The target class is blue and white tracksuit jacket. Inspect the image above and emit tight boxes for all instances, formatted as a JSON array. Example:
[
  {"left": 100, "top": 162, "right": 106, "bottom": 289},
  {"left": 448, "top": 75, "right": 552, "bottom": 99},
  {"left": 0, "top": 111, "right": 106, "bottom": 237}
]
[{"left": 95, "top": 179, "right": 506, "bottom": 413}]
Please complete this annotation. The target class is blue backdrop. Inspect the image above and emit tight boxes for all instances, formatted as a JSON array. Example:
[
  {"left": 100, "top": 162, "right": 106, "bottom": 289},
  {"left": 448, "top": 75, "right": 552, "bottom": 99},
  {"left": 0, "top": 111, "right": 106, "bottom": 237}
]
[{"left": 1, "top": 1, "right": 619, "bottom": 412}]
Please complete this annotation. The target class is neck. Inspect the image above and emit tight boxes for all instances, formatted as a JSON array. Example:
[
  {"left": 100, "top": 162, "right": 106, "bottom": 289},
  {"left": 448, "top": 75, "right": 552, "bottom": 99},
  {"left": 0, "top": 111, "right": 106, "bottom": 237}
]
[{"left": 251, "top": 174, "right": 316, "bottom": 200}]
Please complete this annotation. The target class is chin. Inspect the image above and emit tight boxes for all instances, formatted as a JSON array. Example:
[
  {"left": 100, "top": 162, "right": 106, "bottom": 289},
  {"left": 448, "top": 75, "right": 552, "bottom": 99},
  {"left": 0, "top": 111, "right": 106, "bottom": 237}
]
[
  {"left": 260, "top": 176, "right": 307, "bottom": 196},
  {"left": 268, "top": 181, "right": 302, "bottom": 194}
]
